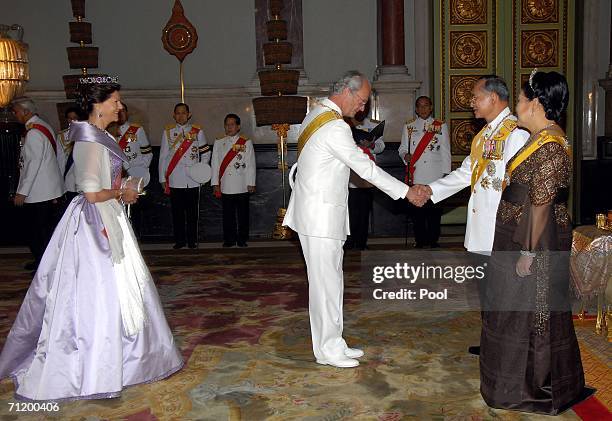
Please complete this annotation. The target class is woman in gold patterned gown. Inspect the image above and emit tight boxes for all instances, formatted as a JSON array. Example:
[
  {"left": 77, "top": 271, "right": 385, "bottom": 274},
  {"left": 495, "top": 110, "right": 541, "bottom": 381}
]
[{"left": 479, "top": 70, "right": 593, "bottom": 414}]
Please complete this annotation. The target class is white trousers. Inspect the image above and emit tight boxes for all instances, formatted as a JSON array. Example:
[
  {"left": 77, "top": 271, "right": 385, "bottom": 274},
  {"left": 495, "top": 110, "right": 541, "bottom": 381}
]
[{"left": 298, "top": 233, "right": 348, "bottom": 360}]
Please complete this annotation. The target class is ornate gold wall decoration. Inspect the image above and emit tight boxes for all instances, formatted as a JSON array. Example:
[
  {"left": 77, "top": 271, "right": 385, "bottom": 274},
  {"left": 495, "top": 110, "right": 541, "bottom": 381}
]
[
  {"left": 521, "top": 0, "right": 558, "bottom": 23},
  {"left": 450, "top": 0, "right": 487, "bottom": 25},
  {"left": 450, "top": 31, "right": 487, "bottom": 68},
  {"left": 451, "top": 119, "right": 483, "bottom": 155},
  {"left": 521, "top": 29, "right": 558, "bottom": 67},
  {"left": 450, "top": 75, "right": 479, "bottom": 111}
]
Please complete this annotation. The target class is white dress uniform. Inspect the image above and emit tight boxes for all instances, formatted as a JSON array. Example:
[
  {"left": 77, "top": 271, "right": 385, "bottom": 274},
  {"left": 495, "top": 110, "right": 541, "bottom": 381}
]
[
  {"left": 210, "top": 134, "right": 256, "bottom": 194},
  {"left": 398, "top": 116, "right": 451, "bottom": 184},
  {"left": 56, "top": 128, "right": 76, "bottom": 192},
  {"left": 18, "top": 115, "right": 65, "bottom": 202},
  {"left": 159, "top": 122, "right": 210, "bottom": 248},
  {"left": 117, "top": 121, "right": 153, "bottom": 177},
  {"left": 158, "top": 123, "right": 210, "bottom": 187},
  {"left": 283, "top": 98, "right": 409, "bottom": 364},
  {"left": 428, "top": 107, "right": 529, "bottom": 253}
]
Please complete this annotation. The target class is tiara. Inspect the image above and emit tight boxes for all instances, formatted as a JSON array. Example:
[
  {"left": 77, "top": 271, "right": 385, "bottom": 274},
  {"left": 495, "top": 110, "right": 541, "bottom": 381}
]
[
  {"left": 79, "top": 76, "right": 119, "bottom": 84},
  {"left": 528, "top": 68, "right": 538, "bottom": 91}
]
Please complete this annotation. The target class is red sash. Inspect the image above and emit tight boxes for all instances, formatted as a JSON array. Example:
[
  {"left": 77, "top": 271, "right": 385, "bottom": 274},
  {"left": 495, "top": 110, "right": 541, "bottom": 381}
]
[
  {"left": 29, "top": 124, "right": 57, "bottom": 155},
  {"left": 164, "top": 126, "right": 199, "bottom": 195},
  {"left": 405, "top": 120, "right": 442, "bottom": 185},
  {"left": 118, "top": 125, "right": 139, "bottom": 150},
  {"left": 215, "top": 137, "right": 247, "bottom": 198},
  {"left": 359, "top": 145, "right": 375, "bottom": 161}
]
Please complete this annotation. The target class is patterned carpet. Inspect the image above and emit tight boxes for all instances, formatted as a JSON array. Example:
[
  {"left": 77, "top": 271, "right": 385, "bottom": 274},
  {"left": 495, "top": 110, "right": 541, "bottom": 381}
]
[{"left": 0, "top": 244, "right": 609, "bottom": 420}]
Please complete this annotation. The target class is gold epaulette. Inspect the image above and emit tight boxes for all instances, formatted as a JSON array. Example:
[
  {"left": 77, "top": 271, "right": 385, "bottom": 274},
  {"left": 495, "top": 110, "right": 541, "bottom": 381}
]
[
  {"left": 405, "top": 118, "right": 416, "bottom": 126},
  {"left": 239, "top": 136, "right": 249, "bottom": 141},
  {"left": 192, "top": 124, "right": 201, "bottom": 130},
  {"left": 165, "top": 123, "right": 176, "bottom": 130},
  {"left": 370, "top": 118, "right": 381, "bottom": 124},
  {"left": 502, "top": 118, "right": 518, "bottom": 131},
  {"left": 130, "top": 123, "right": 141, "bottom": 128},
  {"left": 215, "top": 135, "right": 225, "bottom": 140}
]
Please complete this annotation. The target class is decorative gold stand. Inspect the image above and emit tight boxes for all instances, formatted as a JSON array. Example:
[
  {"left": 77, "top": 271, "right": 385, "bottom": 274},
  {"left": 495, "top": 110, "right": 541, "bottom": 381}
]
[{"left": 271, "top": 123, "right": 293, "bottom": 240}]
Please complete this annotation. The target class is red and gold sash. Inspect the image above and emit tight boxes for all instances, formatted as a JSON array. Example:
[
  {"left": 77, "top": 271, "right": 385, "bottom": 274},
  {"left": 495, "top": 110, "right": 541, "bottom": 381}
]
[
  {"left": 29, "top": 123, "right": 57, "bottom": 155},
  {"left": 405, "top": 120, "right": 442, "bottom": 185},
  {"left": 164, "top": 126, "right": 200, "bottom": 195},
  {"left": 215, "top": 136, "right": 248, "bottom": 198},
  {"left": 118, "top": 125, "right": 139, "bottom": 150}
]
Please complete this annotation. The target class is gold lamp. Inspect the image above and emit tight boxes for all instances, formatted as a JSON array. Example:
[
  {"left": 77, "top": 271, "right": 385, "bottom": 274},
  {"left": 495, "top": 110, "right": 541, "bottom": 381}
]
[{"left": 0, "top": 24, "right": 29, "bottom": 107}]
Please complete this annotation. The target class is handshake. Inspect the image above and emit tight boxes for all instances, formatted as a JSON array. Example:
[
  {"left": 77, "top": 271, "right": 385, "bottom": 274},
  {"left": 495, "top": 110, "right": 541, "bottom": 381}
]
[{"left": 405, "top": 184, "right": 432, "bottom": 207}]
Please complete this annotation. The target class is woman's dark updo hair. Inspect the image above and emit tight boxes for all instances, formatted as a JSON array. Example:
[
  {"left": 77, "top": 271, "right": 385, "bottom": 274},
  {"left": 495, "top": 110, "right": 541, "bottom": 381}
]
[
  {"left": 76, "top": 82, "right": 121, "bottom": 116},
  {"left": 522, "top": 71, "right": 568, "bottom": 122}
]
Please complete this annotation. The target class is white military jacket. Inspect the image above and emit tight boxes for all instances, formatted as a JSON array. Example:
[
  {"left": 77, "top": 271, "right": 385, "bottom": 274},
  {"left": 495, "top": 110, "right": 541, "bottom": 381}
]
[
  {"left": 210, "top": 133, "right": 256, "bottom": 194},
  {"left": 158, "top": 122, "right": 210, "bottom": 188},
  {"left": 428, "top": 108, "right": 529, "bottom": 253},
  {"left": 283, "top": 98, "right": 409, "bottom": 240},
  {"left": 398, "top": 116, "right": 451, "bottom": 185},
  {"left": 117, "top": 121, "right": 153, "bottom": 171},
  {"left": 349, "top": 117, "right": 385, "bottom": 188},
  {"left": 56, "top": 127, "right": 76, "bottom": 192},
  {"left": 17, "top": 115, "right": 65, "bottom": 203}
]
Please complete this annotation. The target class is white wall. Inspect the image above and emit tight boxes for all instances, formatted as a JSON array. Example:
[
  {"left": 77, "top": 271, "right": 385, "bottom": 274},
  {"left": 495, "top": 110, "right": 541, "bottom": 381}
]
[{"left": 4, "top": 0, "right": 257, "bottom": 90}]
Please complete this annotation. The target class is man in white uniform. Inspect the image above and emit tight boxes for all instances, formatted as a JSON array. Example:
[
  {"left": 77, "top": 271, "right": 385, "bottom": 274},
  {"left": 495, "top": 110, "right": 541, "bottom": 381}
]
[
  {"left": 11, "top": 97, "right": 65, "bottom": 271},
  {"left": 283, "top": 71, "right": 424, "bottom": 368},
  {"left": 414, "top": 75, "right": 529, "bottom": 355},
  {"left": 211, "top": 114, "right": 256, "bottom": 247},
  {"left": 159, "top": 103, "right": 211, "bottom": 249},
  {"left": 115, "top": 103, "right": 153, "bottom": 238},
  {"left": 398, "top": 96, "right": 451, "bottom": 248}
]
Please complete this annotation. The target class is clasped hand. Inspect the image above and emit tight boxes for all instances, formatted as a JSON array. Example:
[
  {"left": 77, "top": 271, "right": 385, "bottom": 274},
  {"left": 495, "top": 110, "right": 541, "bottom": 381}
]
[{"left": 406, "top": 184, "right": 432, "bottom": 207}]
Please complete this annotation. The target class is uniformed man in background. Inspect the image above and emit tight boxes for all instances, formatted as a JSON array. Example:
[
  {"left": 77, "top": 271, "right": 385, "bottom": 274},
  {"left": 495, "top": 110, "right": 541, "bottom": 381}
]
[
  {"left": 211, "top": 113, "right": 256, "bottom": 248},
  {"left": 56, "top": 106, "right": 81, "bottom": 201},
  {"left": 398, "top": 96, "right": 451, "bottom": 248},
  {"left": 345, "top": 100, "right": 384, "bottom": 250},
  {"left": 159, "top": 103, "right": 211, "bottom": 249},
  {"left": 11, "top": 97, "right": 65, "bottom": 271},
  {"left": 115, "top": 102, "right": 152, "bottom": 238}
]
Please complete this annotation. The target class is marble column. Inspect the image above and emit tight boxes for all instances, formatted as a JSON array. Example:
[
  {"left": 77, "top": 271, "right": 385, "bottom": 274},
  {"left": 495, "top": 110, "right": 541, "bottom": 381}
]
[
  {"left": 599, "top": 1, "right": 612, "bottom": 137},
  {"left": 375, "top": 0, "right": 411, "bottom": 82}
]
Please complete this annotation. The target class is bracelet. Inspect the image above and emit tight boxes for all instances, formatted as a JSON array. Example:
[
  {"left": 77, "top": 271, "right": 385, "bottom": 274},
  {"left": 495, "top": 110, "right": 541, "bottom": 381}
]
[{"left": 520, "top": 250, "right": 536, "bottom": 257}]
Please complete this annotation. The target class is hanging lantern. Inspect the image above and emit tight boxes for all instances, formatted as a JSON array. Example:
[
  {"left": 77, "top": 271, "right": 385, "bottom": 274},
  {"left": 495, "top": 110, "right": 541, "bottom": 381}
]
[{"left": 0, "top": 25, "right": 29, "bottom": 107}]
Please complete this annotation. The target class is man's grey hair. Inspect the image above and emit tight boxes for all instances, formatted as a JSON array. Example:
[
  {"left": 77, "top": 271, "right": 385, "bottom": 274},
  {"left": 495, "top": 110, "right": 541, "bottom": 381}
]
[
  {"left": 478, "top": 75, "right": 509, "bottom": 102},
  {"left": 11, "top": 96, "right": 37, "bottom": 114},
  {"left": 330, "top": 70, "right": 367, "bottom": 96}
]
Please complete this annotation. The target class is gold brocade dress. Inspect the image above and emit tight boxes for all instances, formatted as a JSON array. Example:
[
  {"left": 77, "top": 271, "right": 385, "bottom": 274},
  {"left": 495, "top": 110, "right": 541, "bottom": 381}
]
[{"left": 479, "top": 132, "right": 591, "bottom": 414}]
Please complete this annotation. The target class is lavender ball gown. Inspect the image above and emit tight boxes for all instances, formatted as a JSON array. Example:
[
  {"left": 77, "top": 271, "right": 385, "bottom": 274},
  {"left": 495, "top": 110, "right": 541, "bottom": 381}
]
[{"left": 0, "top": 121, "right": 183, "bottom": 401}]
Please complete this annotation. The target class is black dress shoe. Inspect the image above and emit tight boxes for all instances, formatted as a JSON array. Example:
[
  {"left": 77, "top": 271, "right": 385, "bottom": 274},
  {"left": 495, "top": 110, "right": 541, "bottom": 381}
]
[
  {"left": 237, "top": 242, "right": 248, "bottom": 247},
  {"left": 172, "top": 243, "right": 186, "bottom": 250},
  {"left": 188, "top": 243, "right": 197, "bottom": 249},
  {"left": 468, "top": 346, "right": 480, "bottom": 356},
  {"left": 222, "top": 242, "right": 236, "bottom": 248},
  {"left": 24, "top": 261, "right": 38, "bottom": 271}
]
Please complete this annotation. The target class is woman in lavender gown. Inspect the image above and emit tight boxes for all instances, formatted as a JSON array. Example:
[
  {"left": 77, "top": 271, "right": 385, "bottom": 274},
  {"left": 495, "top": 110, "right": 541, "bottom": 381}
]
[{"left": 0, "top": 80, "right": 183, "bottom": 401}]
